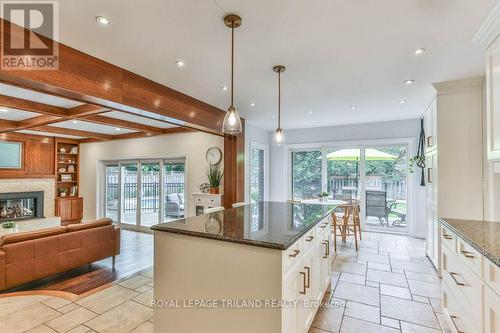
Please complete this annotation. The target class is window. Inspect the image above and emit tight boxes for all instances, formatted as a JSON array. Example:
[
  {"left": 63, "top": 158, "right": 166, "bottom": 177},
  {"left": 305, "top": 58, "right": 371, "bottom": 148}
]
[
  {"left": 249, "top": 143, "right": 268, "bottom": 203},
  {"left": 291, "top": 150, "right": 322, "bottom": 200}
]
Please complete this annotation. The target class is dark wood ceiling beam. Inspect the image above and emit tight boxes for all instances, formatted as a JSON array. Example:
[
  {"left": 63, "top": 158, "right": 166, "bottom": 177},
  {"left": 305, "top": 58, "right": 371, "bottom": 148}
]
[
  {"left": 67, "top": 104, "right": 109, "bottom": 118},
  {"left": 30, "top": 125, "right": 113, "bottom": 140},
  {"left": 13, "top": 115, "right": 63, "bottom": 130},
  {"left": 83, "top": 114, "right": 165, "bottom": 134},
  {"left": 0, "top": 119, "right": 17, "bottom": 130}
]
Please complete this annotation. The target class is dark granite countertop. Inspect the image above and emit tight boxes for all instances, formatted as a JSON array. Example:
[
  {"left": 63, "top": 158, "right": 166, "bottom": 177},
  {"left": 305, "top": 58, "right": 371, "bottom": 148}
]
[
  {"left": 439, "top": 218, "right": 500, "bottom": 267},
  {"left": 150, "top": 201, "right": 335, "bottom": 250}
]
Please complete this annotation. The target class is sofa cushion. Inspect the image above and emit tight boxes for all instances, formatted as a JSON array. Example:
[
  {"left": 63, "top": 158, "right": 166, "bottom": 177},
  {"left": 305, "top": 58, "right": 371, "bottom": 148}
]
[
  {"left": 66, "top": 218, "right": 112, "bottom": 232},
  {"left": 0, "top": 226, "right": 67, "bottom": 247}
]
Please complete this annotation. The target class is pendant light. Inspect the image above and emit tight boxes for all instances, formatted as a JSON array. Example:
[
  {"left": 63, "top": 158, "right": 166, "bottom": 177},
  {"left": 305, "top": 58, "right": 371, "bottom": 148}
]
[
  {"left": 273, "top": 65, "right": 286, "bottom": 146},
  {"left": 221, "top": 14, "right": 243, "bottom": 135}
]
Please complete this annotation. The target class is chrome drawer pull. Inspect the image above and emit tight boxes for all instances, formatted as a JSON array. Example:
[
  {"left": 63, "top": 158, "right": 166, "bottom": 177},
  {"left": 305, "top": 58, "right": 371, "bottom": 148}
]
[
  {"left": 449, "top": 272, "right": 466, "bottom": 286},
  {"left": 320, "top": 223, "right": 328, "bottom": 228},
  {"left": 305, "top": 236, "right": 314, "bottom": 242},
  {"left": 460, "top": 250, "right": 475, "bottom": 259},
  {"left": 450, "top": 316, "right": 465, "bottom": 333},
  {"left": 289, "top": 249, "right": 300, "bottom": 258}
]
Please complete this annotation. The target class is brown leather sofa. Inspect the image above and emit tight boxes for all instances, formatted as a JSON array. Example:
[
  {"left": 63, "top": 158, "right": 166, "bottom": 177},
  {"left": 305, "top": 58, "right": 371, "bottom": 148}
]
[{"left": 0, "top": 218, "right": 120, "bottom": 291}]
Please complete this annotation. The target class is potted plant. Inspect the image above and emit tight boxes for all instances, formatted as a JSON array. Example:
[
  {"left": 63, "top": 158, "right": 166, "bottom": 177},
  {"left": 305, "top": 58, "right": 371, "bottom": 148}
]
[
  {"left": 318, "top": 192, "right": 329, "bottom": 202},
  {"left": 205, "top": 165, "right": 223, "bottom": 194},
  {"left": 2, "top": 221, "right": 17, "bottom": 233},
  {"left": 59, "top": 189, "right": 68, "bottom": 197}
]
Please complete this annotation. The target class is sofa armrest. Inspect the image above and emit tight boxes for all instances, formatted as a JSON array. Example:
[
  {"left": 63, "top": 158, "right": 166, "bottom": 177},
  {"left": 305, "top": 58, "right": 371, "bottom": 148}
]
[
  {"left": 0, "top": 250, "right": 5, "bottom": 291},
  {"left": 114, "top": 226, "right": 121, "bottom": 255}
]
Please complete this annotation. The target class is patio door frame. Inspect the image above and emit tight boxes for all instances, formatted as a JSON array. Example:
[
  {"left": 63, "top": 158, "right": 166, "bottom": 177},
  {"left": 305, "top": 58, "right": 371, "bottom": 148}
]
[
  {"left": 288, "top": 138, "right": 414, "bottom": 236},
  {"left": 101, "top": 155, "right": 188, "bottom": 232}
]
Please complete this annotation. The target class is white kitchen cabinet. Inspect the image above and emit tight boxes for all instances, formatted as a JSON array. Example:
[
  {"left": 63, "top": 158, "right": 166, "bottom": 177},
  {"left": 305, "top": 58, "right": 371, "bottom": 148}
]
[
  {"left": 425, "top": 150, "right": 439, "bottom": 270},
  {"left": 282, "top": 261, "right": 301, "bottom": 333},
  {"left": 424, "top": 98, "right": 437, "bottom": 154},
  {"left": 486, "top": 36, "right": 500, "bottom": 162},
  {"left": 440, "top": 222, "right": 500, "bottom": 333}
]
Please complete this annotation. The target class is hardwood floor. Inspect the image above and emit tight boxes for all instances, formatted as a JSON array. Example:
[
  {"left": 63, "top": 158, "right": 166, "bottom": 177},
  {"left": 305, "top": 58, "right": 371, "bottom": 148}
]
[{"left": 1, "top": 229, "right": 153, "bottom": 296}]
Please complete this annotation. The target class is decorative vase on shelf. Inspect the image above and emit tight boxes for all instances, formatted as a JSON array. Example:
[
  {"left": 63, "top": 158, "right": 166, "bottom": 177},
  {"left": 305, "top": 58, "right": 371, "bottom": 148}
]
[{"left": 209, "top": 188, "right": 219, "bottom": 194}]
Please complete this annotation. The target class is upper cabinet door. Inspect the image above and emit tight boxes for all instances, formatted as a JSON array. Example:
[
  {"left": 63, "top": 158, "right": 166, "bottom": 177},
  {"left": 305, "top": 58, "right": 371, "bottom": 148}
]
[
  {"left": 424, "top": 98, "right": 437, "bottom": 154},
  {"left": 487, "top": 37, "right": 500, "bottom": 161}
]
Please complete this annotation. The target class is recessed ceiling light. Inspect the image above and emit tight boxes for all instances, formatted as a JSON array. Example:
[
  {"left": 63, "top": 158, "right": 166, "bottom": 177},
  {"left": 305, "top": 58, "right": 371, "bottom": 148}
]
[
  {"left": 399, "top": 99, "right": 407, "bottom": 104},
  {"left": 307, "top": 110, "right": 313, "bottom": 114},
  {"left": 350, "top": 106, "right": 357, "bottom": 110},
  {"left": 221, "top": 86, "right": 228, "bottom": 91},
  {"left": 95, "top": 16, "right": 110, "bottom": 25},
  {"left": 271, "top": 115, "right": 276, "bottom": 119},
  {"left": 72, "top": 120, "right": 78, "bottom": 124},
  {"left": 249, "top": 102, "right": 255, "bottom": 107},
  {"left": 175, "top": 60, "right": 185, "bottom": 68},
  {"left": 0, "top": 108, "right": 8, "bottom": 112},
  {"left": 414, "top": 48, "right": 426, "bottom": 55},
  {"left": 115, "top": 128, "right": 121, "bottom": 131},
  {"left": 404, "top": 79, "right": 415, "bottom": 85}
]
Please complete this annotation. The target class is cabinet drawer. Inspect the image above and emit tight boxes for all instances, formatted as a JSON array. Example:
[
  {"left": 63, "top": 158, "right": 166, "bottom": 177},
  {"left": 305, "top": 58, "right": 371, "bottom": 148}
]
[
  {"left": 443, "top": 279, "right": 478, "bottom": 333},
  {"left": 484, "top": 259, "right": 500, "bottom": 296},
  {"left": 195, "top": 197, "right": 218, "bottom": 204},
  {"left": 441, "top": 225, "right": 456, "bottom": 253},
  {"left": 283, "top": 239, "right": 303, "bottom": 273},
  {"left": 442, "top": 246, "right": 483, "bottom": 327},
  {"left": 484, "top": 285, "right": 500, "bottom": 333},
  {"left": 457, "top": 238, "right": 482, "bottom": 276}
]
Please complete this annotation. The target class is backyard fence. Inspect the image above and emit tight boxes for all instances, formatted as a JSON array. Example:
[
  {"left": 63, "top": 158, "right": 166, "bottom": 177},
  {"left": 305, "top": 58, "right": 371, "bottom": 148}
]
[{"left": 105, "top": 170, "right": 185, "bottom": 213}]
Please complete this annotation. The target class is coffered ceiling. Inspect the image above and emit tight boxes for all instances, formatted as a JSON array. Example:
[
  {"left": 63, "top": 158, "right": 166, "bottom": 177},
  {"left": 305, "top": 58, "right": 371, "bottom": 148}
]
[{"left": 53, "top": 0, "right": 497, "bottom": 130}]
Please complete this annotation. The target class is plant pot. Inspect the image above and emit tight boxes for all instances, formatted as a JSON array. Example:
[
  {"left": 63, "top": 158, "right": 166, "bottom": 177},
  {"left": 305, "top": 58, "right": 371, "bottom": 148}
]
[{"left": 209, "top": 188, "right": 219, "bottom": 194}]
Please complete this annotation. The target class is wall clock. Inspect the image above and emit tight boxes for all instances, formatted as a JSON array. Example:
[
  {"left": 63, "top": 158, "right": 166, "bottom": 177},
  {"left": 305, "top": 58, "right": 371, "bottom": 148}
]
[{"left": 206, "top": 147, "right": 222, "bottom": 165}]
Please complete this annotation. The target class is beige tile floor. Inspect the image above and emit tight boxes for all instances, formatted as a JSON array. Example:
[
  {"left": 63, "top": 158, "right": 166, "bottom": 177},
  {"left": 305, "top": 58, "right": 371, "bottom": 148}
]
[
  {"left": 0, "top": 232, "right": 449, "bottom": 333},
  {"left": 310, "top": 232, "right": 451, "bottom": 333}
]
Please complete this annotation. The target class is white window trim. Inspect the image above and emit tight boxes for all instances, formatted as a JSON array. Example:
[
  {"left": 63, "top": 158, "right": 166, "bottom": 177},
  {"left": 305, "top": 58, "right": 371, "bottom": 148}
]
[{"left": 249, "top": 141, "right": 269, "bottom": 202}]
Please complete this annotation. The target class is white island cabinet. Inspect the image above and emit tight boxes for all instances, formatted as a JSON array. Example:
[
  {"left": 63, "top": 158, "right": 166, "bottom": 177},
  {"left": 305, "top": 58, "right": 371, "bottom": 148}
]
[{"left": 151, "top": 202, "right": 334, "bottom": 333}]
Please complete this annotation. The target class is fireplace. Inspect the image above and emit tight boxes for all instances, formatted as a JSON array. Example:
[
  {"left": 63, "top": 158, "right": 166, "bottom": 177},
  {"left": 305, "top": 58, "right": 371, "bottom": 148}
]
[{"left": 0, "top": 191, "right": 44, "bottom": 222}]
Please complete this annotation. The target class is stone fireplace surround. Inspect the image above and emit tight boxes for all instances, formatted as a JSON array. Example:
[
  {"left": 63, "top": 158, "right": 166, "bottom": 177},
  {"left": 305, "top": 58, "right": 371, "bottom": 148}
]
[{"left": 0, "top": 178, "right": 56, "bottom": 217}]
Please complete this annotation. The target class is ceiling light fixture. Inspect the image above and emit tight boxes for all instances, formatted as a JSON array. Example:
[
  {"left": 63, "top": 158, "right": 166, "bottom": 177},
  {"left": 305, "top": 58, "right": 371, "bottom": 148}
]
[
  {"left": 250, "top": 102, "right": 255, "bottom": 107},
  {"left": 72, "top": 120, "right": 78, "bottom": 124},
  {"left": 404, "top": 79, "right": 415, "bottom": 85},
  {"left": 221, "top": 14, "right": 243, "bottom": 135},
  {"left": 350, "top": 106, "right": 357, "bottom": 110},
  {"left": 414, "top": 48, "right": 426, "bottom": 55},
  {"left": 175, "top": 60, "right": 186, "bottom": 68},
  {"left": 271, "top": 115, "right": 276, "bottom": 119},
  {"left": 307, "top": 110, "right": 313, "bottom": 114},
  {"left": 0, "top": 108, "right": 7, "bottom": 112},
  {"left": 399, "top": 99, "right": 407, "bottom": 104},
  {"left": 221, "top": 86, "right": 228, "bottom": 91},
  {"left": 115, "top": 128, "right": 121, "bottom": 131},
  {"left": 95, "top": 16, "right": 110, "bottom": 25},
  {"left": 273, "top": 65, "right": 286, "bottom": 146}
]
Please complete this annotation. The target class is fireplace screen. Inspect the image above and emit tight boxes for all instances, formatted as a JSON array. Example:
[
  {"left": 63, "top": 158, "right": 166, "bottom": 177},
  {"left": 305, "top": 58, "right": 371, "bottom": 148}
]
[
  {"left": 0, "top": 191, "right": 44, "bottom": 221},
  {"left": 0, "top": 198, "right": 35, "bottom": 220}
]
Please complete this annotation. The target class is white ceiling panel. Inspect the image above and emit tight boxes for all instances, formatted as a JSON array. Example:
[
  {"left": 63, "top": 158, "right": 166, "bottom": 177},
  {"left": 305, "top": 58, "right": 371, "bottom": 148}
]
[
  {"left": 0, "top": 108, "right": 41, "bottom": 121},
  {"left": 54, "top": 0, "right": 496, "bottom": 130},
  {"left": 0, "top": 83, "right": 84, "bottom": 109},
  {"left": 17, "top": 130, "right": 84, "bottom": 139},
  {"left": 105, "top": 111, "right": 178, "bottom": 129},
  {"left": 52, "top": 120, "right": 136, "bottom": 134}
]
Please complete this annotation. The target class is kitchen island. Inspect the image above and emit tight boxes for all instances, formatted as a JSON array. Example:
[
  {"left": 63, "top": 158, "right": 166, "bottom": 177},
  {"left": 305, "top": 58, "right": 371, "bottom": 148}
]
[{"left": 151, "top": 201, "right": 335, "bottom": 333}]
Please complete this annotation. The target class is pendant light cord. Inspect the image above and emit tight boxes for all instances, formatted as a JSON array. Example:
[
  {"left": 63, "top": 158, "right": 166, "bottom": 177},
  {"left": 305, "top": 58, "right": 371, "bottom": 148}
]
[
  {"left": 230, "top": 23, "right": 234, "bottom": 107},
  {"left": 278, "top": 71, "right": 281, "bottom": 128}
]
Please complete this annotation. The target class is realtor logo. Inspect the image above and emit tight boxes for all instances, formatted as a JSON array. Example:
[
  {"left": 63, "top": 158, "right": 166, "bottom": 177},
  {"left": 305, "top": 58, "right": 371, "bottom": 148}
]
[{"left": 0, "top": 0, "right": 59, "bottom": 70}]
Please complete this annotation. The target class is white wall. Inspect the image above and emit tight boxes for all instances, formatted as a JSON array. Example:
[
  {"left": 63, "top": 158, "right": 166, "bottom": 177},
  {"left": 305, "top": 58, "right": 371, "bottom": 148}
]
[
  {"left": 269, "top": 119, "right": 427, "bottom": 238},
  {"left": 244, "top": 123, "right": 271, "bottom": 203},
  {"left": 80, "top": 131, "right": 224, "bottom": 220}
]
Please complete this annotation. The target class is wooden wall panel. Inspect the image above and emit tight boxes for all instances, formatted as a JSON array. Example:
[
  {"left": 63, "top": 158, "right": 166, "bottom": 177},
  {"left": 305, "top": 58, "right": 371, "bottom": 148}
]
[
  {"left": 223, "top": 120, "right": 245, "bottom": 207},
  {"left": 0, "top": 132, "right": 55, "bottom": 178}
]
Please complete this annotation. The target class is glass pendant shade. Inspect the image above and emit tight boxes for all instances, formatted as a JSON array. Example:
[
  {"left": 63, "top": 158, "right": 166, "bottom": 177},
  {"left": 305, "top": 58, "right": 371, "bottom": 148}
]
[
  {"left": 273, "top": 127, "right": 286, "bottom": 146},
  {"left": 222, "top": 105, "right": 242, "bottom": 135}
]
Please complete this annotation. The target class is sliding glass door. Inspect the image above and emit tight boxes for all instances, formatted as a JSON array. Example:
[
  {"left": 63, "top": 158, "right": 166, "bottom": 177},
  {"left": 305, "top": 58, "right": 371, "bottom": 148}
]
[
  {"left": 103, "top": 158, "right": 186, "bottom": 231},
  {"left": 290, "top": 142, "right": 410, "bottom": 234}
]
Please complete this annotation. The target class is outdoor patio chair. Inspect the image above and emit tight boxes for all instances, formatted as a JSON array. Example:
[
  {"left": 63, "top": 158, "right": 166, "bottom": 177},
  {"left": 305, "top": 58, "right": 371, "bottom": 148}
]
[
  {"left": 387, "top": 201, "right": 407, "bottom": 227},
  {"left": 166, "top": 193, "right": 185, "bottom": 218},
  {"left": 365, "top": 190, "right": 388, "bottom": 226}
]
